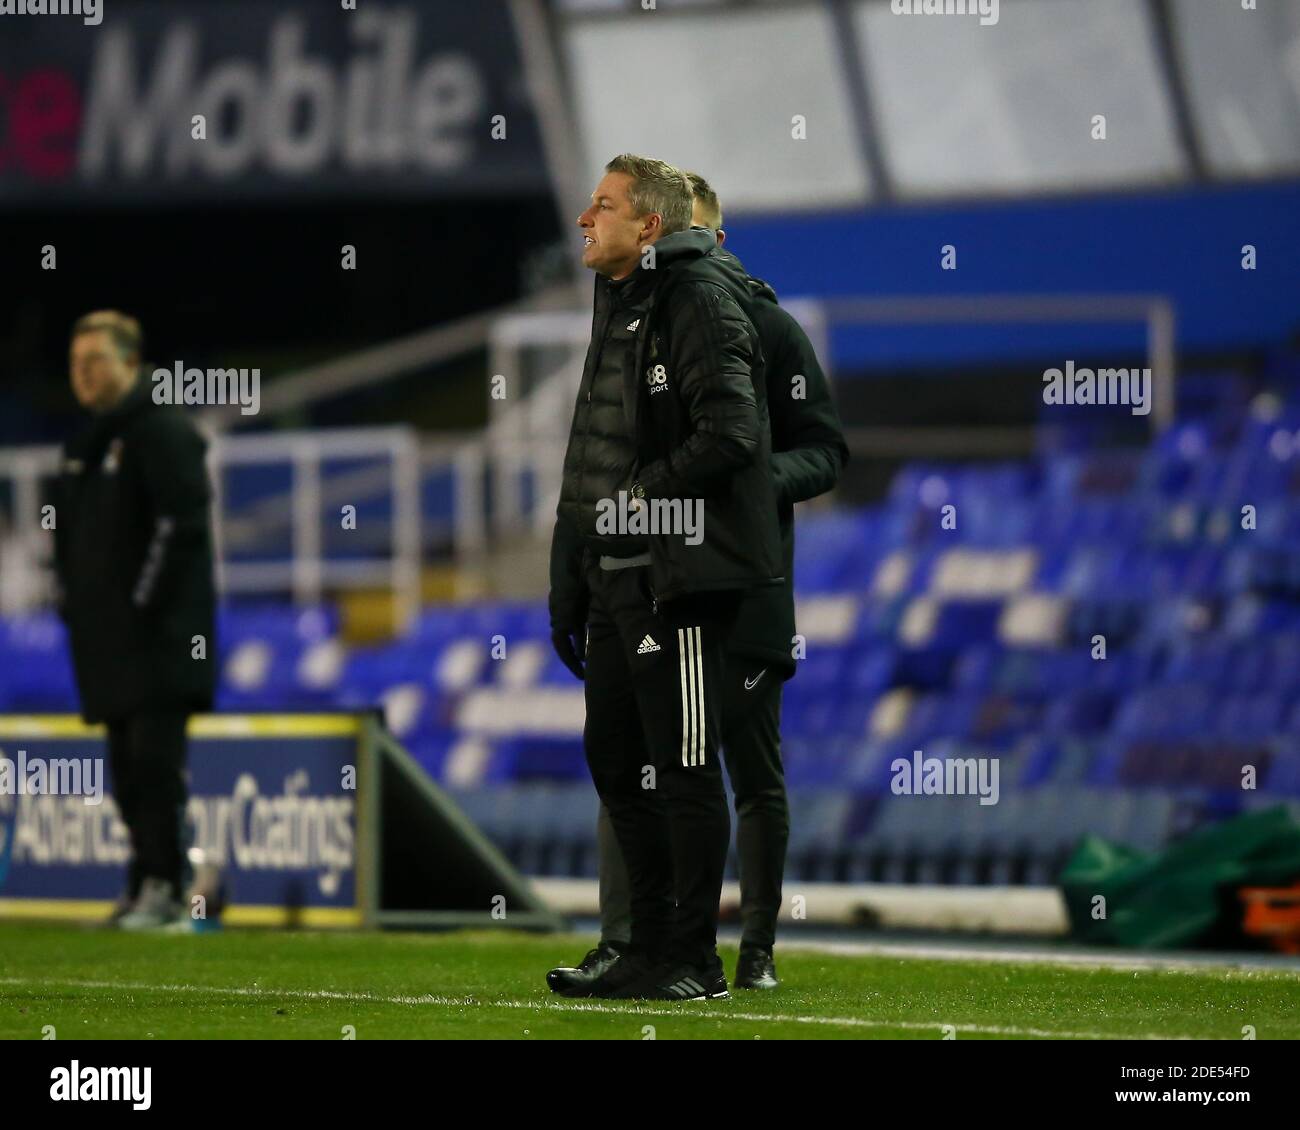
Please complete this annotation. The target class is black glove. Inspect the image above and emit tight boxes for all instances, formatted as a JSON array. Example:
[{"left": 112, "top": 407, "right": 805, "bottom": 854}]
[{"left": 551, "top": 625, "right": 586, "bottom": 680}]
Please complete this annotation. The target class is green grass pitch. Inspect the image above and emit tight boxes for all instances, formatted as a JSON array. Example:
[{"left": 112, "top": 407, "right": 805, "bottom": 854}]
[{"left": 1, "top": 922, "right": 1297, "bottom": 1040}]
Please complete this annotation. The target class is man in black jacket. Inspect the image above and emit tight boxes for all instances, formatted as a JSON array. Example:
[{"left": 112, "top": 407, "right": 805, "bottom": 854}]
[
  {"left": 547, "top": 155, "right": 782, "bottom": 1000},
  {"left": 56, "top": 311, "right": 217, "bottom": 930},
  {"left": 548, "top": 175, "right": 848, "bottom": 993}
]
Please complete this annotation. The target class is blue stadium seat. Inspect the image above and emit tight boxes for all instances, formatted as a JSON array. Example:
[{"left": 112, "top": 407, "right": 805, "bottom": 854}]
[{"left": 12, "top": 351, "right": 1300, "bottom": 881}]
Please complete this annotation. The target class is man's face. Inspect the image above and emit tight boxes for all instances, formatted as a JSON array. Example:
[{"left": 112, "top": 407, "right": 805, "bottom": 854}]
[
  {"left": 69, "top": 330, "right": 137, "bottom": 413},
  {"left": 690, "top": 199, "right": 725, "bottom": 246},
  {"left": 577, "top": 171, "right": 656, "bottom": 280}
]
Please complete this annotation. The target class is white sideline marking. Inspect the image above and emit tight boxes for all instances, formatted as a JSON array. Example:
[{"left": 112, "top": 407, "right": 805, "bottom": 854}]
[
  {"left": 779, "top": 938, "right": 1300, "bottom": 977},
  {"left": 0, "top": 976, "right": 1201, "bottom": 1040}
]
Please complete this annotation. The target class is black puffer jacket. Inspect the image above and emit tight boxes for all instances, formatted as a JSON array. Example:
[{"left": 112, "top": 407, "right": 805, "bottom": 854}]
[
  {"left": 550, "top": 228, "right": 782, "bottom": 619},
  {"left": 555, "top": 265, "right": 658, "bottom": 556},
  {"left": 53, "top": 376, "right": 217, "bottom": 723}
]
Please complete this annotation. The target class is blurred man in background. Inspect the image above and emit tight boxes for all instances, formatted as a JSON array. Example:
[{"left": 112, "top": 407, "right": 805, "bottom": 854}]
[
  {"left": 549, "top": 174, "right": 848, "bottom": 994},
  {"left": 56, "top": 311, "right": 216, "bottom": 930},
  {"left": 547, "top": 155, "right": 782, "bottom": 999}
]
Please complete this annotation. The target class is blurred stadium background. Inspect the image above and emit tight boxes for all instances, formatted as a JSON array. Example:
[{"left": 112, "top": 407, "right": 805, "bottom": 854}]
[{"left": 2, "top": 0, "right": 1300, "bottom": 943}]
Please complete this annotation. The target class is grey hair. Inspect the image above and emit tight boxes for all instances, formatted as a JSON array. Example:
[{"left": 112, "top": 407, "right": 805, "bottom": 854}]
[{"left": 604, "top": 153, "right": 693, "bottom": 236}]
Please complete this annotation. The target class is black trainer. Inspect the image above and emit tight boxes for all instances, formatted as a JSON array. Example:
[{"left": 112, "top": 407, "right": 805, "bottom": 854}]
[
  {"left": 734, "top": 947, "right": 779, "bottom": 990},
  {"left": 634, "top": 958, "right": 730, "bottom": 1001},
  {"left": 546, "top": 940, "right": 628, "bottom": 997}
]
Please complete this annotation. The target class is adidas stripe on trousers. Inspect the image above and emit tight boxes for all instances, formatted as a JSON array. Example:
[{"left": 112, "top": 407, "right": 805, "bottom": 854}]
[
  {"left": 597, "top": 656, "right": 788, "bottom": 953},
  {"left": 582, "top": 559, "right": 740, "bottom": 967}
]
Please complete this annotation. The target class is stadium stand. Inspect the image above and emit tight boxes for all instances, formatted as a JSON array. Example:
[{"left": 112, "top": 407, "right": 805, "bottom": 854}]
[{"left": 8, "top": 352, "right": 1300, "bottom": 888}]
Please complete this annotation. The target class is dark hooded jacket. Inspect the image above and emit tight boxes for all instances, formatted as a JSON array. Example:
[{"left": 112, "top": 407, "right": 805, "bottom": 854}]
[
  {"left": 53, "top": 375, "right": 217, "bottom": 723},
  {"left": 725, "top": 269, "right": 848, "bottom": 675}
]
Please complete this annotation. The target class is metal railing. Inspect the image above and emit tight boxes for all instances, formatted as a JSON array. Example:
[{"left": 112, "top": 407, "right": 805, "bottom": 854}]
[
  {"left": 0, "top": 292, "right": 1176, "bottom": 616},
  {"left": 195, "top": 282, "right": 580, "bottom": 434},
  {"left": 210, "top": 428, "right": 424, "bottom": 630},
  {"left": 0, "top": 446, "right": 61, "bottom": 617},
  {"left": 0, "top": 428, "right": 443, "bottom": 626}
]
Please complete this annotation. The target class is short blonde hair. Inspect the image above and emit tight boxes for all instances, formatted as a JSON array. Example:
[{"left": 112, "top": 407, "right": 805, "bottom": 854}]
[
  {"left": 686, "top": 171, "right": 723, "bottom": 229},
  {"left": 71, "top": 310, "right": 142, "bottom": 361}
]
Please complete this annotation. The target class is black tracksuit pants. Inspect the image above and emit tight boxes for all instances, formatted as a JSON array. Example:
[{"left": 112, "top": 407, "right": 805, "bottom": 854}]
[
  {"left": 582, "top": 559, "right": 739, "bottom": 968},
  {"left": 106, "top": 711, "right": 191, "bottom": 897},
  {"left": 597, "top": 655, "right": 789, "bottom": 952}
]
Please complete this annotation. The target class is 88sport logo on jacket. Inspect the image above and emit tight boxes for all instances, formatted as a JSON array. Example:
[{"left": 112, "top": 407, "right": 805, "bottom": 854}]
[{"left": 646, "top": 363, "right": 669, "bottom": 395}]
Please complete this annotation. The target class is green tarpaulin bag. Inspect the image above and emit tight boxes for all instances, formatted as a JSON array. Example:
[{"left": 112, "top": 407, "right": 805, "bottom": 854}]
[{"left": 1059, "top": 805, "right": 1300, "bottom": 948}]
